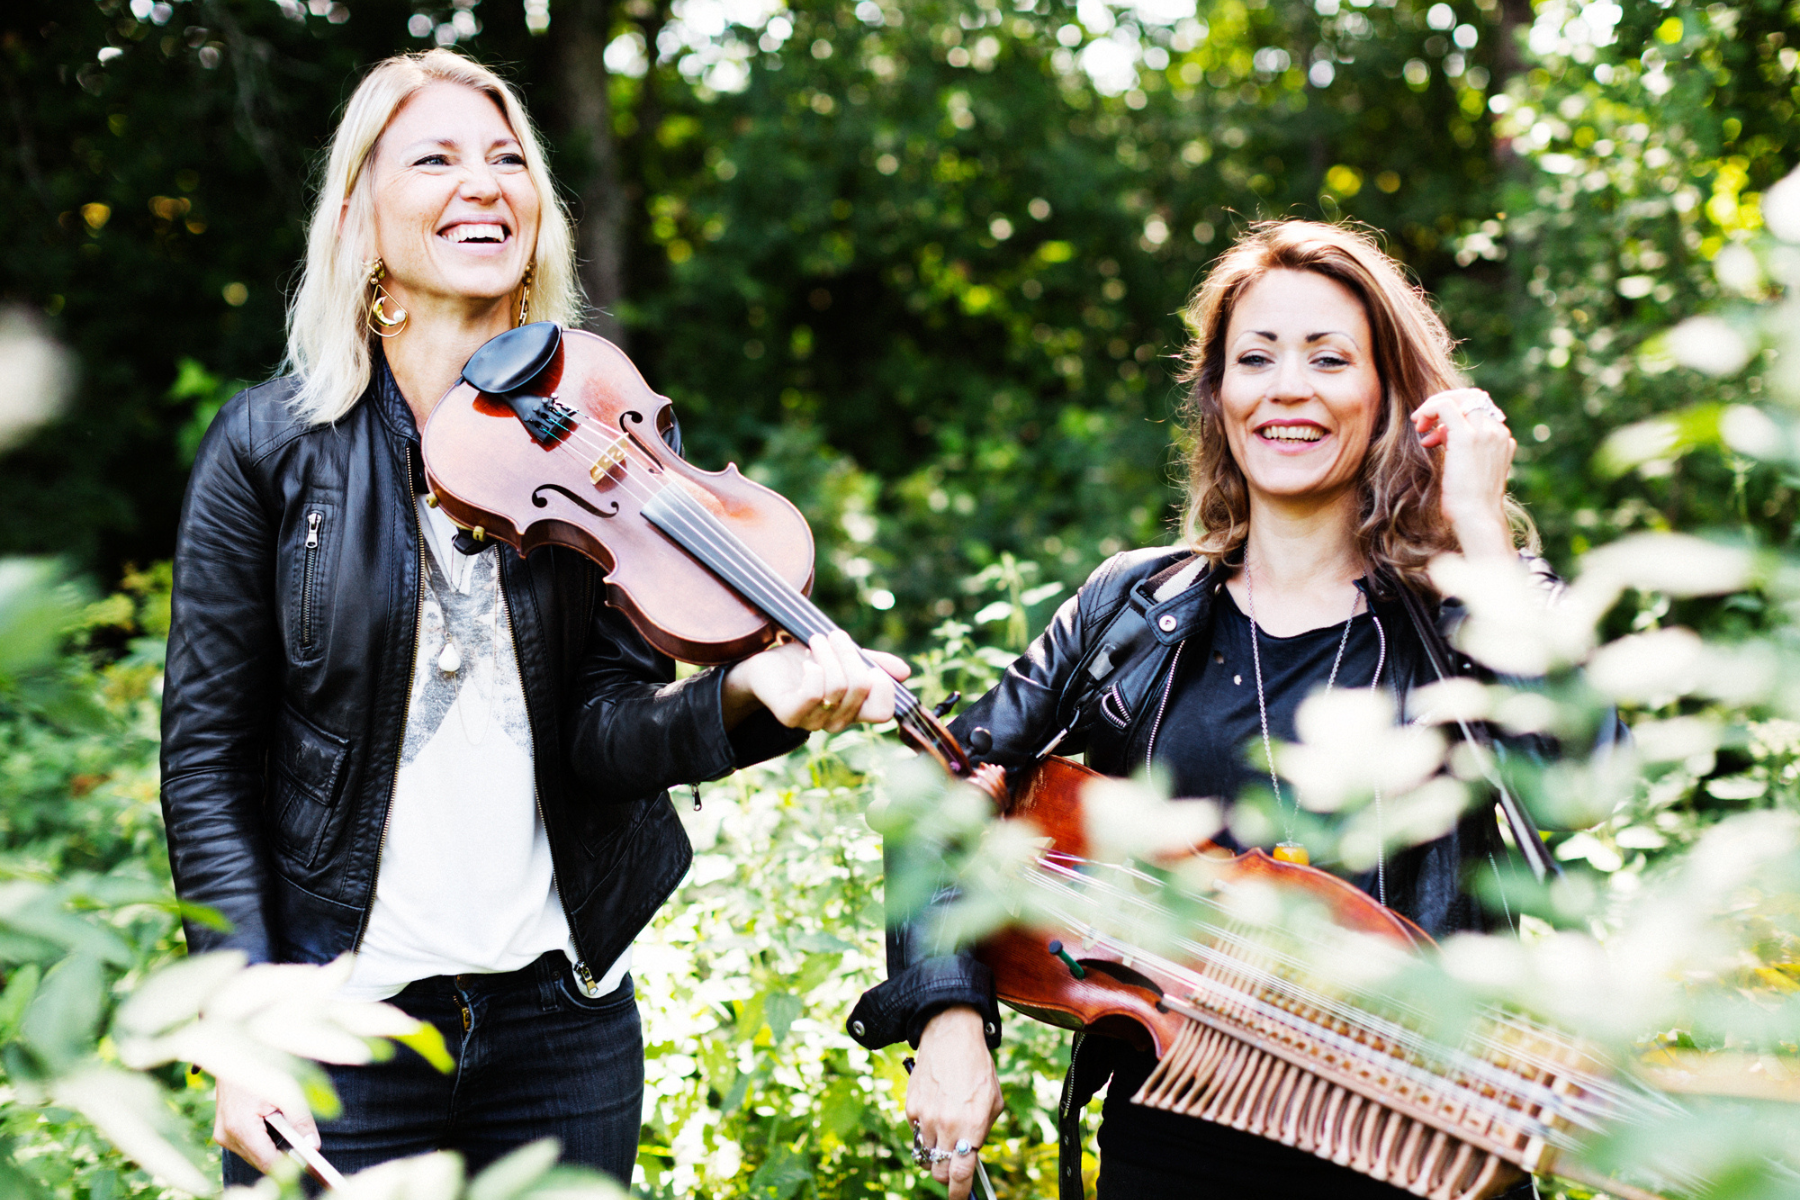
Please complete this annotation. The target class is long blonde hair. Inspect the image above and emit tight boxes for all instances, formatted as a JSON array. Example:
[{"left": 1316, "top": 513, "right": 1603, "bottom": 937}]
[
  {"left": 282, "top": 49, "right": 581, "bottom": 426},
  {"left": 1177, "top": 220, "right": 1535, "bottom": 591}
]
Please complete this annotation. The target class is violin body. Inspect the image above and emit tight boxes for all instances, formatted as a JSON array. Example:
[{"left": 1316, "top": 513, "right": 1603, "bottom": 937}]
[{"left": 422, "top": 328, "right": 814, "bottom": 665}]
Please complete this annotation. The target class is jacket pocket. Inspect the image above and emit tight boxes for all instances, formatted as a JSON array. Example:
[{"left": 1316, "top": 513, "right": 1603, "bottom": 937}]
[
  {"left": 268, "top": 704, "right": 351, "bottom": 869},
  {"left": 288, "top": 500, "right": 340, "bottom": 663}
]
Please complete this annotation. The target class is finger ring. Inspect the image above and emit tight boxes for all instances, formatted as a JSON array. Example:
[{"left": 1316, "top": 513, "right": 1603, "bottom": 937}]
[
  {"left": 955, "top": 1139, "right": 974, "bottom": 1156},
  {"left": 930, "top": 1148, "right": 954, "bottom": 1163}
]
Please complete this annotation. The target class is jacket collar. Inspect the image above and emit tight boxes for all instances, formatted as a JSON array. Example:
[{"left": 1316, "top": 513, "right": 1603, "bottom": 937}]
[
  {"left": 1131, "top": 552, "right": 1219, "bottom": 646},
  {"left": 367, "top": 349, "right": 430, "bottom": 495},
  {"left": 1127, "top": 551, "right": 1438, "bottom": 650}
]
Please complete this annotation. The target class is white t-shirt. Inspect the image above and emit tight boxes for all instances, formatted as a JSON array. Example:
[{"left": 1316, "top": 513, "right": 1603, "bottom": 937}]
[{"left": 339, "top": 500, "right": 629, "bottom": 1002}]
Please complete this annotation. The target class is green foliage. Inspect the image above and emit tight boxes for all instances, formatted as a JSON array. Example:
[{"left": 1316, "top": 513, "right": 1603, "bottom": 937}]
[{"left": 5, "top": 0, "right": 1800, "bottom": 1196}]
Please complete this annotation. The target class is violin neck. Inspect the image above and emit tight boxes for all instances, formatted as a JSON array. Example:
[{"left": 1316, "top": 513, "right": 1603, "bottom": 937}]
[{"left": 639, "top": 485, "right": 977, "bottom": 780}]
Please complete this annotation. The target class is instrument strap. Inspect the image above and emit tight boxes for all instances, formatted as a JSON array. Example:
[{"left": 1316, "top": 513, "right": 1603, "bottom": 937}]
[
  {"left": 1056, "top": 1032, "right": 1088, "bottom": 1200},
  {"left": 1037, "top": 555, "right": 1206, "bottom": 761}
]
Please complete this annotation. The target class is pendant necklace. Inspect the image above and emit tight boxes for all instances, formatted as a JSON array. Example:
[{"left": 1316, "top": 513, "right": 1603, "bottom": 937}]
[
  {"left": 423, "top": 543, "right": 501, "bottom": 745},
  {"left": 1243, "top": 562, "right": 1385, "bottom": 881}
]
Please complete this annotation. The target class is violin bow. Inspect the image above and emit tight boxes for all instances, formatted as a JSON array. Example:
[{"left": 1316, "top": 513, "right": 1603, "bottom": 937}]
[{"left": 265, "top": 1112, "right": 347, "bottom": 1191}]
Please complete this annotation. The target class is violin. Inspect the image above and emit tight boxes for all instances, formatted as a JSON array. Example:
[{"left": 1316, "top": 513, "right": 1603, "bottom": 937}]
[
  {"left": 420, "top": 322, "right": 1004, "bottom": 799},
  {"left": 975, "top": 756, "right": 1670, "bottom": 1200}
]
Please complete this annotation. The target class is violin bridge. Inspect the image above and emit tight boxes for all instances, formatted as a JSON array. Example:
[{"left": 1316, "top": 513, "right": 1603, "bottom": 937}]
[{"left": 589, "top": 436, "right": 629, "bottom": 483}]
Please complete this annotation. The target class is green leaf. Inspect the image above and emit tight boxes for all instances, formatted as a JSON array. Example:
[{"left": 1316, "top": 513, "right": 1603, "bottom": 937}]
[
  {"left": 817, "top": 1076, "right": 864, "bottom": 1142},
  {"left": 0, "top": 1144, "right": 47, "bottom": 1200},
  {"left": 20, "top": 953, "right": 105, "bottom": 1071},
  {"left": 394, "top": 1021, "right": 456, "bottom": 1074},
  {"left": 747, "top": 1145, "right": 811, "bottom": 1200},
  {"left": 0, "top": 561, "right": 82, "bottom": 682},
  {"left": 0, "top": 963, "right": 42, "bottom": 1041},
  {"left": 765, "top": 991, "right": 802, "bottom": 1045},
  {"left": 467, "top": 1137, "right": 561, "bottom": 1200},
  {"left": 720, "top": 1069, "right": 750, "bottom": 1115}
]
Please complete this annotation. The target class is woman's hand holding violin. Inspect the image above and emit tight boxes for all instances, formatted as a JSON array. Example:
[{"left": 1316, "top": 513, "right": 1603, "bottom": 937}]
[
  {"left": 1413, "top": 387, "right": 1517, "bottom": 561},
  {"left": 909, "top": 1006, "right": 1005, "bottom": 1200},
  {"left": 722, "top": 629, "right": 911, "bottom": 733}
]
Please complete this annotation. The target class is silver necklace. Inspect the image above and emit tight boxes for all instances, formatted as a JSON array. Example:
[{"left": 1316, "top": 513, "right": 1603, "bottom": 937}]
[
  {"left": 1242, "top": 563, "right": 1377, "bottom": 875},
  {"left": 419, "top": 543, "right": 502, "bottom": 746}
]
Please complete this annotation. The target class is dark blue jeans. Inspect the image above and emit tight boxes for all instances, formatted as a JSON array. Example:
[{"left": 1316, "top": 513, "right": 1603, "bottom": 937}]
[{"left": 224, "top": 952, "right": 643, "bottom": 1189}]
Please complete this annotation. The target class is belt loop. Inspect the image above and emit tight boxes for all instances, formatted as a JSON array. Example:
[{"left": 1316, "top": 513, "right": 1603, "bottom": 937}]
[{"left": 537, "top": 951, "right": 561, "bottom": 1012}]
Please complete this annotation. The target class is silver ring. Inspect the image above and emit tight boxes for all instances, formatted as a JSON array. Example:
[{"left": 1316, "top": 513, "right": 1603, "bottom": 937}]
[
  {"left": 955, "top": 1139, "right": 974, "bottom": 1156},
  {"left": 930, "top": 1148, "right": 954, "bottom": 1164},
  {"left": 1460, "top": 398, "right": 1506, "bottom": 423}
]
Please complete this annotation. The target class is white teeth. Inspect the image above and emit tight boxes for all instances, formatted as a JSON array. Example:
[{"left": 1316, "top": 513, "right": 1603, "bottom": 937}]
[
  {"left": 1260, "top": 426, "right": 1324, "bottom": 442},
  {"left": 444, "top": 224, "right": 506, "bottom": 243}
]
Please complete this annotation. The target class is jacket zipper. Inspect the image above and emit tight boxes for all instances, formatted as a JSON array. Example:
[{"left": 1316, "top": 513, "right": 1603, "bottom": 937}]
[
  {"left": 300, "top": 511, "right": 323, "bottom": 649},
  {"left": 1141, "top": 641, "right": 1184, "bottom": 768},
  {"left": 351, "top": 452, "right": 424, "bottom": 952},
  {"left": 497, "top": 556, "right": 601, "bottom": 997}
]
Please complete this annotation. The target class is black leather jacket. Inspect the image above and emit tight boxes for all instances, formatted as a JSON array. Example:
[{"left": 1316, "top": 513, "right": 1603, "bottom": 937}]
[
  {"left": 848, "top": 545, "right": 1558, "bottom": 1052},
  {"left": 160, "top": 362, "right": 804, "bottom": 971}
]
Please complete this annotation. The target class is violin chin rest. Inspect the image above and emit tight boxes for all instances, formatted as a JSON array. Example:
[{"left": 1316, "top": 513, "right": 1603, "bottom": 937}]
[{"left": 461, "top": 321, "right": 562, "bottom": 396}]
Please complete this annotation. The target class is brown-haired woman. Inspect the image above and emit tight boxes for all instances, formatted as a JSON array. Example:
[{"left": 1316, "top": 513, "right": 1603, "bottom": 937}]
[{"left": 847, "top": 220, "right": 1543, "bottom": 1200}]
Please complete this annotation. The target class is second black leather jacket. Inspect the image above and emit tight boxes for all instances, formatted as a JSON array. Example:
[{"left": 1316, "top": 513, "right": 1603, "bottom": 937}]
[
  {"left": 161, "top": 361, "right": 805, "bottom": 973},
  {"left": 847, "top": 545, "right": 1560, "bottom": 1052}
]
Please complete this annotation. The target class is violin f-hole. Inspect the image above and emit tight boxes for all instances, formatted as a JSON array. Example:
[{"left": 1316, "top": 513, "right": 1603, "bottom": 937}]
[
  {"left": 618, "top": 409, "right": 669, "bottom": 474},
  {"left": 532, "top": 484, "right": 620, "bottom": 520}
]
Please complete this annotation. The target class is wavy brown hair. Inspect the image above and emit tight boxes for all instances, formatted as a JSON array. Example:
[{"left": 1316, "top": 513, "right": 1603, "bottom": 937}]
[{"left": 1177, "top": 220, "right": 1534, "bottom": 592}]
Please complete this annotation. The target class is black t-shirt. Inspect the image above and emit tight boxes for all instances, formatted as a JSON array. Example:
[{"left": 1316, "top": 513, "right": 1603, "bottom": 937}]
[
  {"left": 1097, "top": 589, "right": 1414, "bottom": 1197},
  {"left": 1155, "top": 587, "right": 1385, "bottom": 817}
]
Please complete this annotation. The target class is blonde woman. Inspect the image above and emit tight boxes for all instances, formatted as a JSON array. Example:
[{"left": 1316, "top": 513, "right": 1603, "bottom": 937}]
[
  {"left": 848, "top": 221, "right": 1543, "bottom": 1200},
  {"left": 161, "top": 50, "right": 901, "bottom": 1186}
]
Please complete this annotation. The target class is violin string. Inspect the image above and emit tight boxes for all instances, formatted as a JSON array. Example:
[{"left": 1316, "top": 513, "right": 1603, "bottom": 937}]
[
  {"left": 1022, "top": 858, "right": 1632, "bottom": 1130},
  {"left": 1030, "top": 851, "right": 1642, "bottom": 1115},
  {"left": 1043, "top": 863, "right": 1642, "bottom": 1133},
  {"left": 455, "top": 407, "right": 960, "bottom": 757}
]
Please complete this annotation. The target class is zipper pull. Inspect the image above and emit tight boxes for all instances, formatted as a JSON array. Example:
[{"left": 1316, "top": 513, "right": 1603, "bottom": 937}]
[
  {"left": 573, "top": 959, "right": 602, "bottom": 998},
  {"left": 305, "top": 511, "right": 322, "bottom": 549},
  {"left": 690, "top": 783, "right": 702, "bottom": 812}
]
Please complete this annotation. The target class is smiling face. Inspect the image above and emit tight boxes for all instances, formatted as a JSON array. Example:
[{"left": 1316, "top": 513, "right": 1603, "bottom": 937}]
[
  {"left": 364, "top": 81, "right": 540, "bottom": 314},
  {"left": 1217, "top": 268, "right": 1385, "bottom": 515}
]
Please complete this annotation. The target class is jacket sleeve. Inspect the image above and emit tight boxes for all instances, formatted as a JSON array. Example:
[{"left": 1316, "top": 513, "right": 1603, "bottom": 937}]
[
  {"left": 847, "top": 555, "right": 1128, "bottom": 1051},
  {"left": 561, "top": 409, "right": 807, "bottom": 796},
  {"left": 160, "top": 397, "right": 281, "bottom": 963},
  {"left": 562, "top": 599, "right": 808, "bottom": 799}
]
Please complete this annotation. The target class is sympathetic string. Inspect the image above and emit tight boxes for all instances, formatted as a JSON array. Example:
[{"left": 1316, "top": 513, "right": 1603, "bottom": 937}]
[{"left": 1015, "top": 853, "right": 1657, "bottom": 1147}]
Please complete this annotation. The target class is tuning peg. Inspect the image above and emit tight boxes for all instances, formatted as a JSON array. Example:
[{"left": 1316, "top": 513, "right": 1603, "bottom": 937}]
[
  {"left": 1047, "top": 939, "right": 1087, "bottom": 979},
  {"left": 932, "top": 691, "right": 962, "bottom": 719}
]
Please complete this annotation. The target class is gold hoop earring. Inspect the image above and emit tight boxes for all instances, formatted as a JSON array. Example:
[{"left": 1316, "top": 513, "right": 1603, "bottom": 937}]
[
  {"left": 366, "top": 258, "right": 408, "bottom": 337},
  {"left": 516, "top": 263, "right": 534, "bottom": 328}
]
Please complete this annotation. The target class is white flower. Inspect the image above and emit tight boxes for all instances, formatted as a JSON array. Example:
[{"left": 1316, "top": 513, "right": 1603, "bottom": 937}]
[
  {"left": 1586, "top": 627, "right": 1705, "bottom": 703},
  {"left": 1278, "top": 689, "right": 1445, "bottom": 813},
  {"left": 1665, "top": 315, "right": 1753, "bottom": 376},
  {"left": 1081, "top": 773, "right": 1223, "bottom": 861},
  {"left": 1762, "top": 165, "right": 1800, "bottom": 243},
  {"left": 1432, "top": 554, "right": 1600, "bottom": 676}
]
